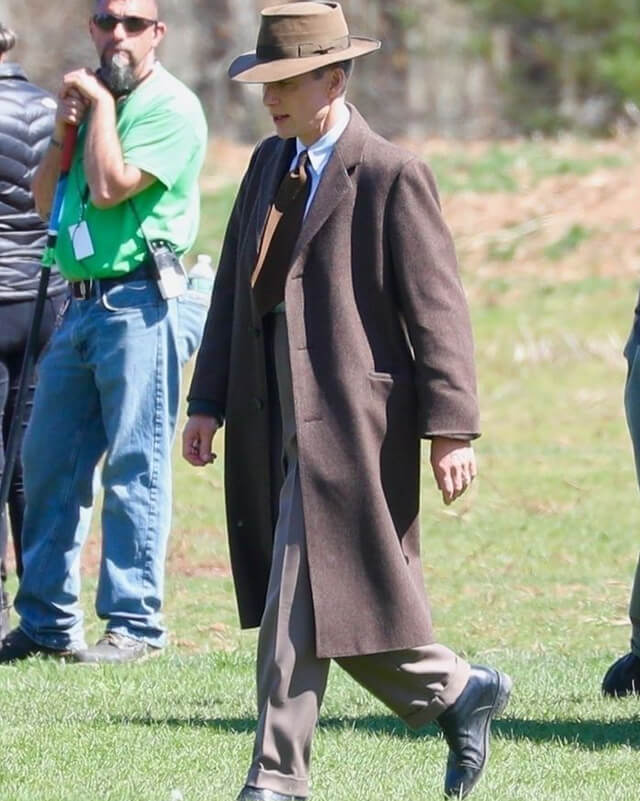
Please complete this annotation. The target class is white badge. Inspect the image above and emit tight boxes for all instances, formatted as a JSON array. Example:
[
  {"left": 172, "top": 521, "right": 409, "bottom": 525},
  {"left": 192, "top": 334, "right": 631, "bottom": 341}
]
[{"left": 68, "top": 221, "right": 95, "bottom": 261}]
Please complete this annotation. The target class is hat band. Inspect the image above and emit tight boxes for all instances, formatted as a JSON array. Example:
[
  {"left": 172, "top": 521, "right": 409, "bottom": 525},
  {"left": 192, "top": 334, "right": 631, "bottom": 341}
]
[{"left": 257, "top": 35, "right": 351, "bottom": 60}]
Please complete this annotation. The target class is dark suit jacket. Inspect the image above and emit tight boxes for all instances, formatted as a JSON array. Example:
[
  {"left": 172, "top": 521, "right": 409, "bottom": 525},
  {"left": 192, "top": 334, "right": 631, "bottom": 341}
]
[{"left": 189, "top": 106, "right": 479, "bottom": 658}]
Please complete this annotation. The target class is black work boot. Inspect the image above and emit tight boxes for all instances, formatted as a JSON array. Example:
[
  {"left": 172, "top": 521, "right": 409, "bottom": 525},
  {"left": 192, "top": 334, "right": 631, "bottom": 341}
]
[
  {"left": 437, "top": 665, "right": 512, "bottom": 799},
  {"left": 602, "top": 652, "right": 640, "bottom": 697},
  {"left": 0, "top": 627, "right": 73, "bottom": 664}
]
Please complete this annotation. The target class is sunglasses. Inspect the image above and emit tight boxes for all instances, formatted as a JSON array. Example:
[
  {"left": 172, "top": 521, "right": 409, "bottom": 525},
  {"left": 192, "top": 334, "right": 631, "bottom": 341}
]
[{"left": 92, "top": 13, "right": 158, "bottom": 34}]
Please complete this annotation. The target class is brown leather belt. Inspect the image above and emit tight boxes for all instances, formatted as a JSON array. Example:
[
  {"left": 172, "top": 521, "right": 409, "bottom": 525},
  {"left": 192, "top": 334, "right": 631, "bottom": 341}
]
[{"left": 70, "top": 262, "right": 154, "bottom": 300}]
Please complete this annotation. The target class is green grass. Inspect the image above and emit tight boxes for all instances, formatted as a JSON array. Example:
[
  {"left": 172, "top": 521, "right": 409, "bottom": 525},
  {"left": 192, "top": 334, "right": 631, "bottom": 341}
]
[
  {"left": 427, "top": 142, "right": 628, "bottom": 194},
  {"left": 1, "top": 147, "right": 640, "bottom": 800},
  {"left": 544, "top": 224, "right": 593, "bottom": 261},
  {"left": 192, "top": 186, "right": 238, "bottom": 265}
]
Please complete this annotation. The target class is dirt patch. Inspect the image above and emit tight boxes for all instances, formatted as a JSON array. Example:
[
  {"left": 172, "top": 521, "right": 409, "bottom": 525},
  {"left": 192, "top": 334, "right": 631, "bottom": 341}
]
[
  {"left": 446, "top": 166, "right": 640, "bottom": 283},
  {"left": 3, "top": 530, "right": 232, "bottom": 579},
  {"left": 404, "top": 135, "right": 640, "bottom": 283},
  {"left": 201, "top": 133, "right": 640, "bottom": 283}
]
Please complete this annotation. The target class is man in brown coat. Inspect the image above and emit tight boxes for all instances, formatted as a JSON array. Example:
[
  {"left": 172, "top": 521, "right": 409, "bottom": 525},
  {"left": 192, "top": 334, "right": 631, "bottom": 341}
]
[{"left": 183, "top": 3, "right": 511, "bottom": 799}]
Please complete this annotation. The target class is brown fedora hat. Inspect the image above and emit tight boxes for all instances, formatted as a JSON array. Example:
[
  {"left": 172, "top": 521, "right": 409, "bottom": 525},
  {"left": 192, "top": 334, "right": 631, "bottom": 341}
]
[{"left": 228, "top": 1, "right": 381, "bottom": 84}]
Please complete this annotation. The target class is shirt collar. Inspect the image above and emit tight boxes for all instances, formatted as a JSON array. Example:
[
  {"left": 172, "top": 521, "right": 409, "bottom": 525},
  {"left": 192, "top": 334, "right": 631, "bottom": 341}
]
[
  {"left": 294, "top": 100, "right": 351, "bottom": 176},
  {"left": 0, "top": 63, "right": 28, "bottom": 81}
]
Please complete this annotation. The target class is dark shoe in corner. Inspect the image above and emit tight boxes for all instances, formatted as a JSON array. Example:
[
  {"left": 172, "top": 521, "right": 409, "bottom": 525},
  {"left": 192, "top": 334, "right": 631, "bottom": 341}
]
[
  {"left": 0, "top": 627, "right": 73, "bottom": 664},
  {"left": 602, "top": 652, "right": 640, "bottom": 697},
  {"left": 236, "top": 787, "right": 307, "bottom": 801},
  {"left": 437, "top": 665, "right": 512, "bottom": 799},
  {"left": 73, "top": 631, "right": 159, "bottom": 665}
]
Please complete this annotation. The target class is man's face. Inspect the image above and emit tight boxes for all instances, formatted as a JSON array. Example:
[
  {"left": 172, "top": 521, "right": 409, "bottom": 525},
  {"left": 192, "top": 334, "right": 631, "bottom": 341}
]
[
  {"left": 262, "top": 70, "right": 336, "bottom": 146},
  {"left": 90, "top": 0, "right": 165, "bottom": 92}
]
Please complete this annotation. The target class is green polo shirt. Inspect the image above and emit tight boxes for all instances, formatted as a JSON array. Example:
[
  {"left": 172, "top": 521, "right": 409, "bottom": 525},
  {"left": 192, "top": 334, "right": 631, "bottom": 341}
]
[{"left": 55, "top": 63, "right": 207, "bottom": 280}]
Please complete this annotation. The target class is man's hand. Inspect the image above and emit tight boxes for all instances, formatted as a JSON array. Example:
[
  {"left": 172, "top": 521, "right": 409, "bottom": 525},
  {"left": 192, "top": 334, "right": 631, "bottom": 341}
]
[
  {"left": 61, "top": 68, "right": 112, "bottom": 108},
  {"left": 182, "top": 415, "right": 219, "bottom": 467},
  {"left": 430, "top": 436, "right": 477, "bottom": 506},
  {"left": 56, "top": 69, "right": 112, "bottom": 128},
  {"left": 56, "top": 86, "right": 90, "bottom": 129}
]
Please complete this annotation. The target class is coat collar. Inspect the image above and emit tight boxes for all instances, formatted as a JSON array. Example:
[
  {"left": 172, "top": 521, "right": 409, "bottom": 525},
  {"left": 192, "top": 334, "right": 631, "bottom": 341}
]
[
  {"left": 0, "top": 63, "right": 28, "bottom": 81},
  {"left": 293, "top": 103, "right": 370, "bottom": 260},
  {"left": 254, "top": 104, "right": 371, "bottom": 271}
]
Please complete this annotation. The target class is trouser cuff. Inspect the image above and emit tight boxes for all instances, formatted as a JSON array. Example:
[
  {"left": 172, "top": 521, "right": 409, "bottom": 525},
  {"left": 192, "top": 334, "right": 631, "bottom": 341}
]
[
  {"left": 404, "top": 657, "right": 471, "bottom": 730},
  {"left": 628, "top": 555, "right": 640, "bottom": 620},
  {"left": 630, "top": 620, "right": 640, "bottom": 658},
  {"left": 245, "top": 768, "right": 309, "bottom": 799}
]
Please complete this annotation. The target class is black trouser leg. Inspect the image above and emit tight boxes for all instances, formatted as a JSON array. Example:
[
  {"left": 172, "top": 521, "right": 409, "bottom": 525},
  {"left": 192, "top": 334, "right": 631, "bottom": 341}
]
[{"left": 0, "top": 295, "right": 64, "bottom": 582}]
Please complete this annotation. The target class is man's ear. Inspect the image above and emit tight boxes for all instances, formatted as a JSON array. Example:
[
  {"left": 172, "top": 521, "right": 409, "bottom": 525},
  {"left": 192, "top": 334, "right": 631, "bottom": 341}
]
[
  {"left": 152, "top": 21, "right": 168, "bottom": 48},
  {"left": 328, "top": 66, "right": 346, "bottom": 99}
]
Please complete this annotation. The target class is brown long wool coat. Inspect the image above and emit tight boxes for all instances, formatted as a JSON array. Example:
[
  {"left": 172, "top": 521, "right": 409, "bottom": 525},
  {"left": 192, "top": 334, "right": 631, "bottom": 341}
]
[{"left": 188, "top": 106, "right": 479, "bottom": 659}]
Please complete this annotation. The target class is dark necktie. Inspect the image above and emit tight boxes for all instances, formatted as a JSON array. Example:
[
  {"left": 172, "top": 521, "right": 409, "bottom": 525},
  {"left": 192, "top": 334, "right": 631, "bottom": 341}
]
[{"left": 251, "top": 150, "right": 311, "bottom": 316}]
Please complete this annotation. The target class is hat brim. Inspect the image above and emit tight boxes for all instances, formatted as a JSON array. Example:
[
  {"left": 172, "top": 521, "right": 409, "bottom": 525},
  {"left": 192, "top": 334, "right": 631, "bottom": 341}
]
[{"left": 228, "top": 36, "right": 381, "bottom": 83}]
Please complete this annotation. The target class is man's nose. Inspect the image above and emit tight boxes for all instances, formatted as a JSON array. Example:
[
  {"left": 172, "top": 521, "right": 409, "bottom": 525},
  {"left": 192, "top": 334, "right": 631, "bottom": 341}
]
[
  {"left": 262, "top": 86, "right": 279, "bottom": 106},
  {"left": 111, "top": 22, "right": 128, "bottom": 41}
]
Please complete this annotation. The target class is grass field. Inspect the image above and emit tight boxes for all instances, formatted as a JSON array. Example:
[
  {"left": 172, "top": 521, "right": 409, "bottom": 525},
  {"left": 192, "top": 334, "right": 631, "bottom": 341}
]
[{"left": 1, "top": 137, "right": 640, "bottom": 800}]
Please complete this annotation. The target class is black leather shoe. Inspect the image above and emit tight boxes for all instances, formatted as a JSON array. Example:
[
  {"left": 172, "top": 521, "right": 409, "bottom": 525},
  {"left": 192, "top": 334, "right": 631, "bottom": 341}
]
[
  {"left": 602, "top": 652, "right": 640, "bottom": 697},
  {"left": 73, "top": 631, "right": 160, "bottom": 664},
  {"left": 0, "top": 627, "right": 73, "bottom": 664},
  {"left": 236, "top": 787, "right": 306, "bottom": 801},
  {"left": 437, "top": 665, "right": 512, "bottom": 799}
]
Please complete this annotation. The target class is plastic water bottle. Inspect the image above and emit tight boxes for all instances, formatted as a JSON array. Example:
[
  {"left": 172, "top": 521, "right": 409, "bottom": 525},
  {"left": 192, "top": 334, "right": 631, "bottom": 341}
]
[
  {"left": 179, "top": 254, "right": 214, "bottom": 364},
  {"left": 188, "top": 253, "right": 215, "bottom": 295}
]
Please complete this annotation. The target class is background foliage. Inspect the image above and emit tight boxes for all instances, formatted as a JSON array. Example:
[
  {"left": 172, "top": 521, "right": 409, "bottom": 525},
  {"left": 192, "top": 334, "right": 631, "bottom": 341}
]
[
  {"left": 3, "top": 0, "right": 640, "bottom": 137},
  {"left": 459, "top": 0, "right": 640, "bottom": 132}
]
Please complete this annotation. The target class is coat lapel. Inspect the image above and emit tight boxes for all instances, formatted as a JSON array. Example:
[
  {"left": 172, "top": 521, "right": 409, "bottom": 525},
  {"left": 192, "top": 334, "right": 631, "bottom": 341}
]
[
  {"left": 254, "top": 138, "right": 297, "bottom": 253},
  {"left": 292, "top": 105, "right": 371, "bottom": 263}
]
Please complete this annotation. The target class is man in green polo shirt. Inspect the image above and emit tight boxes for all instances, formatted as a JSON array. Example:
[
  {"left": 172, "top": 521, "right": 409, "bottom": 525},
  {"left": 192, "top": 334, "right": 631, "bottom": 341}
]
[
  {"left": 0, "top": 0, "right": 207, "bottom": 664},
  {"left": 55, "top": 59, "right": 204, "bottom": 282}
]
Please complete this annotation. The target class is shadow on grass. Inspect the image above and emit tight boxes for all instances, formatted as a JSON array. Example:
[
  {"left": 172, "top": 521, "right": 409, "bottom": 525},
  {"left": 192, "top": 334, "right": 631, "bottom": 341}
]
[
  {"left": 110, "top": 713, "right": 640, "bottom": 749},
  {"left": 494, "top": 717, "right": 640, "bottom": 749}
]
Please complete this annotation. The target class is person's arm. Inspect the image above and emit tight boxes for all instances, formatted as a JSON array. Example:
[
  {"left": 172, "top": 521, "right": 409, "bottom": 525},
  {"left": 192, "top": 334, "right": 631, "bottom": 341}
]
[
  {"left": 61, "top": 69, "right": 155, "bottom": 207},
  {"left": 32, "top": 88, "right": 87, "bottom": 218},
  {"left": 32, "top": 69, "right": 155, "bottom": 216},
  {"left": 386, "top": 158, "right": 480, "bottom": 504}
]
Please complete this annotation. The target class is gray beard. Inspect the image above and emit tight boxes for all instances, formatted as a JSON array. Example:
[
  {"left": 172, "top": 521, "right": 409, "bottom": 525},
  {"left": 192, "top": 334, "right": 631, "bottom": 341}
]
[{"left": 99, "top": 52, "right": 138, "bottom": 97}]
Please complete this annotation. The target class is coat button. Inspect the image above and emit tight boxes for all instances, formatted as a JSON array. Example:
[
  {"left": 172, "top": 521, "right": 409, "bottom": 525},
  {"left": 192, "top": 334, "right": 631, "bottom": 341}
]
[{"left": 253, "top": 397, "right": 265, "bottom": 411}]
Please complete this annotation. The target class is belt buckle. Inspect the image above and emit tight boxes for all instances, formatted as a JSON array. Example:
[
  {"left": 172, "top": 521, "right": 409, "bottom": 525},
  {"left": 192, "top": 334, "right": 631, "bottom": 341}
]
[{"left": 76, "top": 279, "right": 93, "bottom": 299}]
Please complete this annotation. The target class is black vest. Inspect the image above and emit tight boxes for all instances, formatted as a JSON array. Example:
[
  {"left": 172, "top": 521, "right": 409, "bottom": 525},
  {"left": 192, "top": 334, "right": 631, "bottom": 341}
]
[{"left": 0, "top": 63, "right": 66, "bottom": 300}]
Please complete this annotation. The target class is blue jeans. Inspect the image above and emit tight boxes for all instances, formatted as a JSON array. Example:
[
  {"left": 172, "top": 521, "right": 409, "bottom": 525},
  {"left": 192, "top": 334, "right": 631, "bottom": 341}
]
[
  {"left": 15, "top": 278, "right": 182, "bottom": 650},
  {"left": 177, "top": 284, "right": 210, "bottom": 366}
]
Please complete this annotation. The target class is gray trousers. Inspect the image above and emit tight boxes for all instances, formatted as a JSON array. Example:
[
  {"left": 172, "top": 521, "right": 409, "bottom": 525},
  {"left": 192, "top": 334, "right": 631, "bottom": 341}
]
[
  {"left": 623, "top": 330, "right": 640, "bottom": 652},
  {"left": 246, "top": 313, "right": 470, "bottom": 798}
]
